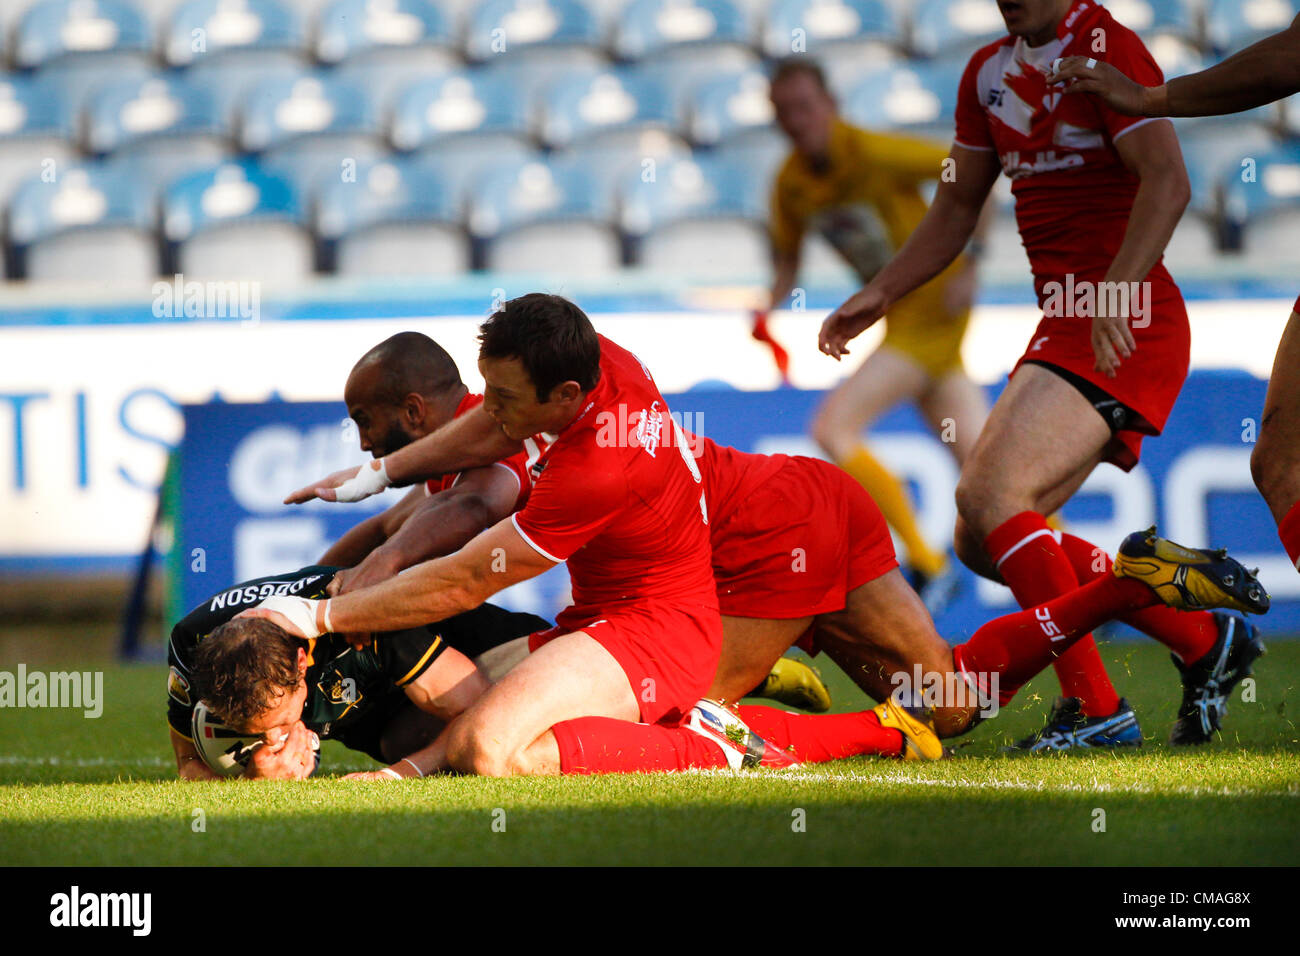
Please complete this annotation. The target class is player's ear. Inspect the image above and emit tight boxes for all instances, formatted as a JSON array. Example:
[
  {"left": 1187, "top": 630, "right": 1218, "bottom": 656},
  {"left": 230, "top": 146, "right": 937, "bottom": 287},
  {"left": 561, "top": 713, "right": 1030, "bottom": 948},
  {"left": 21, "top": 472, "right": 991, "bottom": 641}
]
[
  {"left": 401, "top": 392, "right": 427, "bottom": 427},
  {"left": 551, "top": 380, "right": 583, "bottom": 405},
  {"left": 295, "top": 646, "right": 309, "bottom": 678}
]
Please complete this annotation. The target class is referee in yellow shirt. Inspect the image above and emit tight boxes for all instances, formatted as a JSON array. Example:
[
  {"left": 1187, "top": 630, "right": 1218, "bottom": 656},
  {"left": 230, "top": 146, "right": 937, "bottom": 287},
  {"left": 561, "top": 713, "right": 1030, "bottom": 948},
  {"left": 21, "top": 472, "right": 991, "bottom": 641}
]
[{"left": 758, "top": 57, "right": 988, "bottom": 612}]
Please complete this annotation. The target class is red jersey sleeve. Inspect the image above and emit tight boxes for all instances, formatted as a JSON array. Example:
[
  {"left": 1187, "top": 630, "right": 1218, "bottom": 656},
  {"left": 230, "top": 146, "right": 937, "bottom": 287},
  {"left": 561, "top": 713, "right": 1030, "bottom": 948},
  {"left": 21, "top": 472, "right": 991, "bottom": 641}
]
[
  {"left": 954, "top": 50, "right": 995, "bottom": 151},
  {"left": 511, "top": 449, "right": 627, "bottom": 563},
  {"left": 1097, "top": 26, "right": 1165, "bottom": 141}
]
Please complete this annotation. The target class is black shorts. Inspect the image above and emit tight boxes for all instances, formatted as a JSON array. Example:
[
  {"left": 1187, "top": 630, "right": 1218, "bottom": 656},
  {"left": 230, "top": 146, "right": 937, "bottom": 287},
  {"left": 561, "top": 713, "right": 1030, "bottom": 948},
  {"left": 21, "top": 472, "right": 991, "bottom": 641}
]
[{"left": 1023, "top": 359, "right": 1142, "bottom": 434}]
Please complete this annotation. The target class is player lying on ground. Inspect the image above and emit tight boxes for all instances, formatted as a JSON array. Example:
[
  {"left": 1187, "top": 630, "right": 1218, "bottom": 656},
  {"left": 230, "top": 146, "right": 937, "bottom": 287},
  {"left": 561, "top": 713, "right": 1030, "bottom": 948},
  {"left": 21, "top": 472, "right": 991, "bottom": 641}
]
[
  {"left": 1049, "top": 15, "right": 1300, "bottom": 578},
  {"left": 167, "top": 565, "right": 547, "bottom": 780},
  {"left": 285, "top": 317, "right": 1265, "bottom": 753},
  {"left": 819, "top": 0, "right": 1213, "bottom": 749},
  {"left": 322, "top": 329, "right": 832, "bottom": 712}
]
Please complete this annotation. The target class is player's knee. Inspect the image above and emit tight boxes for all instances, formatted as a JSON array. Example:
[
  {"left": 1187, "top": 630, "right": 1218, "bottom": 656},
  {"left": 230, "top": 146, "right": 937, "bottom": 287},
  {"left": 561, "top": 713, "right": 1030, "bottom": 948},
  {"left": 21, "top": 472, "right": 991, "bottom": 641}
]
[
  {"left": 953, "top": 470, "right": 991, "bottom": 528},
  {"left": 445, "top": 721, "right": 510, "bottom": 777},
  {"left": 1249, "top": 432, "right": 1292, "bottom": 509}
]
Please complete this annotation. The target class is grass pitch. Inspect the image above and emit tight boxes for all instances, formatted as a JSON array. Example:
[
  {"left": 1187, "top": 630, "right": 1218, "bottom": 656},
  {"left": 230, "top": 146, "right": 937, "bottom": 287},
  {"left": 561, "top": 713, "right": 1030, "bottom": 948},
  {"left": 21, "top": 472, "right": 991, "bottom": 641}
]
[{"left": 2, "top": 640, "right": 1298, "bottom": 866}]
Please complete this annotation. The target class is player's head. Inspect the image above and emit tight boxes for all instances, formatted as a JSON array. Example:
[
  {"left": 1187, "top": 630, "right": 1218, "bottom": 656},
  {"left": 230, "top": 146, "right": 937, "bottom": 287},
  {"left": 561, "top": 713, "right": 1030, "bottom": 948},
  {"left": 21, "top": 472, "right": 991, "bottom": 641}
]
[
  {"left": 995, "top": 0, "right": 1074, "bottom": 44},
  {"left": 345, "top": 331, "right": 465, "bottom": 457},
  {"left": 190, "top": 617, "right": 310, "bottom": 741},
  {"left": 476, "top": 293, "right": 602, "bottom": 440},
  {"left": 770, "top": 58, "right": 837, "bottom": 158}
]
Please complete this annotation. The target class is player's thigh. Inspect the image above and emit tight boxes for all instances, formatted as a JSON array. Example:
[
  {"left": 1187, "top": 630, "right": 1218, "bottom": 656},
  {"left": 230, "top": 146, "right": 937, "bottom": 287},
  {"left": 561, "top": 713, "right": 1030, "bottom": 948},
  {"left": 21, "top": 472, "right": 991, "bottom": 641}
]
[
  {"left": 956, "top": 363, "right": 1111, "bottom": 533},
  {"left": 917, "top": 368, "right": 989, "bottom": 465},
  {"left": 708, "top": 615, "right": 814, "bottom": 702},
  {"left": 446, "top": 631, "right": 639, "bottom": 772},
  {"left": 812, "top": 346, "right": 930, "bottom": 459},
  {"left": 1253, "top": 310, "right": 1300, "bottom": 520}
]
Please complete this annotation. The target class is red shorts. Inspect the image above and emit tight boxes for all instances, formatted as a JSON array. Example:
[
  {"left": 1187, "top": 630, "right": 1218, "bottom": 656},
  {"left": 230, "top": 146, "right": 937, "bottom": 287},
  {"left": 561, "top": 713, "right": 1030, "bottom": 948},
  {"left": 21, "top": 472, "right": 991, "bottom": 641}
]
[
  {"left": 1012, "top": 279, "right": 1190, "bottom": 471},
  {"left": 527, "top": 599, "right": 722, "bottom": 725},
  {"left": 710, "top": 457, "right": 899, "bottom": 620},
  {"left": 1293, "top": 294, "right": 1299, "bottom": 315}
]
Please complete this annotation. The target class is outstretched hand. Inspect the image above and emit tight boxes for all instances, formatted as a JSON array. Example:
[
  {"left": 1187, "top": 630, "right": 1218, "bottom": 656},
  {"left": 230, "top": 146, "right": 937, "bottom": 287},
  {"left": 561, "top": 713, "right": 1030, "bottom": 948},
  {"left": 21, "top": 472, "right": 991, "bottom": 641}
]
[{"left": 818, "top": 286, "right": 890, "bottom": 360}]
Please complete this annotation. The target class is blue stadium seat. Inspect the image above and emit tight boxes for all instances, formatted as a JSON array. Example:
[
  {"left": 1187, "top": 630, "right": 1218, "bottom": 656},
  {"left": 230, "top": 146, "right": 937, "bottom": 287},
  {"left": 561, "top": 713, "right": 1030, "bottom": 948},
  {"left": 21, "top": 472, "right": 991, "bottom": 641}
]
[
  {"left": 552, "top": 128, "right": 692, "bottom": 199},
  {"left": 164, "top": 0, "right": 307, "bottom": 70},
  {"left": 1145, "top": 34, "right": 1208, "bottom": 83},
  {"left": 712, "top": 128, "right": 789, "bottom": 184},
  {"left": 613, "top": 0, "right": 753, "bottom": 64},
  {"left": 0, "top": 77, "right": 77, "bottom": 208},
  {"left": 13, "top": 0, "right": 152, "bottom": 69},
  {"left": 162, "top": 160, "right": 316, "bottom": 279},
  {"left": 313, "top": 0, "right": 457, "bottom": 70},
  {"left": 1223, "top": 143, "right": 1300, "bottom": 264},
  {"left": 388, "top": 71, "right": 530, "bottom": 153},
  {"left": 1281, "top": 93, "right": 1300, "bottom": 139},
  {"left": 83, "top": 76, "right": 231, "bottom": 186},
  {"left": 315, "top": 156, "right": 469, "bottom": 274},
  {"left": 843, "top": 59, "right": 964, "bottom": 136},
  {"left": 237, "top": 73, "right": 385, "bottom": 190},
  {"left": 1205, "top": 0, "right": 1300, "bottom": 55},
  {"left": 464, "top": 0, "right": 605, "bottom": 68},
  {"left": 535, "top": 67, "right": 675, "bottom": 150},
  {"left": 1104, "top": 0, "right": 1196, "bottom": 41},
  {"left": 631, "top": 57, "right": 762, "bottom": 122},
  {"left": 467, "top": 156, "right": 621, "bottom": 272},
  {"left": 1176, "top": 119, "right": 1277, "bottom": 217},
  {"left": 685, "top": 67, "right": 773, "bottom": 147},
  {"left": 909, "top": 0, "right": 1005, "bottom": 59},
  {"left": 8, "top": 162, "right": 159, "bottom": 281},
  {"left": 759, "top": 0, "right": 897, "bottom": 59},
  {"left": 617, "top": 154, "right": 767, "bottom": 275}
]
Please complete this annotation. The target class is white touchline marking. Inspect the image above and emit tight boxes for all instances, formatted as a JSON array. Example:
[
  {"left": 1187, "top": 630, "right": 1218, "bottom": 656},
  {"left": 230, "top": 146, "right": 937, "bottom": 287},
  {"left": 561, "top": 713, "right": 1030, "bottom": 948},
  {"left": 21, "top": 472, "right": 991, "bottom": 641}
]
[{"left": 0, "top": 756, "right": 172, "bottom": 767}]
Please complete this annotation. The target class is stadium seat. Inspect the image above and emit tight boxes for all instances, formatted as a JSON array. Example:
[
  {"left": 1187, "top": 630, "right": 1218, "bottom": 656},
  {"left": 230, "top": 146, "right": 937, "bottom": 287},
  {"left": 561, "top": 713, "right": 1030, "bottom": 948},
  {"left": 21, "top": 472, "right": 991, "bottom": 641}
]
[
  {"left": 1145, "top": 34, "right": 1208, "bottom": 84},
  {"left": 685, "top": 67, "right": 774, "bottom": 148},
  {"left": 0, "top": 77, "right": 77, "bottom": 209},
  {"left": 632, "top": 56, "right": 763, "bottom": 121},
  {"left": 164, "top": 0, "right": 307, "bottom": 71},
  {"left": 82, "top": 76, "right": 231, "bottom": 187},
  {"left": 535, "top": 67, "right": 675, "bottom": 150},
  {"left": 312, "top": 0, "right": 458, "bottom": 71},
  {"left": 237, "top": 73, "right": 384, "bottom": 193},
  {"left": 1223, "top": 143, "right": 1300, "bottom": 265},
  {"left": 387, "top": 71, "right": 530, "bottom": 153},
  {"left": 842, "top": 60, "right": 964, "bottom": 138},
  {"left": 315, "top": 156, "right": 469, "bottom": 274},
  {"left": 1205, "top": 0, "right": 1300, "bottom": 55},
  {"left": 467, "top": 157, "right": 620, "bottom": 272},
  {"left": 552, "top": 128, "right": 692, "bottom": 199},
  {"left": 617, "top": 154, "right": 767, "bottom": 276},
  {"left": 13, "top": 0, "right": 153, "bottom": 70},
  {"left": 759, "top": 0, "right": 898, "bottom": 60},
  {"left": 463, "top": 0, "right": 606, "bottom": 68},
  {"left": 1104, "top": 0, "right": 1197, "bottom": 42},
  {"left": 711, "top": 128, "right": 789, "bottom": 184},
  {"left": 613, "top": 0, "right": 753, "bottom": 64},
  {"left": 909, "top": 0, "right": 1005, "bottom": 59},
  {"left": 8, "top": 162, "right": 159, "bottom": 281},
  {"left": 162, "top": 160, "right": 315, "bottom": 280},
  {"left": 1280, "top": 92, "right": 1300, "bottom": 139},
  {"left": 1176, "top": 120, "right": 1277, "bottom": 218}
]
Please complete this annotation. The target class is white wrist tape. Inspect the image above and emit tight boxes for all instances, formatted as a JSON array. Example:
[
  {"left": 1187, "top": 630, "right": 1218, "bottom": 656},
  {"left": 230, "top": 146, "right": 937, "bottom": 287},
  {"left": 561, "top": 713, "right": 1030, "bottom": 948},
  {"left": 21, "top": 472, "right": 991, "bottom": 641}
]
[
  {"left": 257, "top": 595, "right": 323, "bottom": 639},
  {"left": 322, "top": 599, "right": 334, "bottom": 635},
  {"left": 335, "top": 458, "right": 392, "bottom": 502},
  {"left": 380, "top": 767, "right": 401, "bottom": 780}
]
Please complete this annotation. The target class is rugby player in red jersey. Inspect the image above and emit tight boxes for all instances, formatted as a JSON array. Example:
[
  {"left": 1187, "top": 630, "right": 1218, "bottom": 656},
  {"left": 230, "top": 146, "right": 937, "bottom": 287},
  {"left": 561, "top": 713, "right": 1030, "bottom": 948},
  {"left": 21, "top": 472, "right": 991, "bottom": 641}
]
[
  {"left": 1049, "top": 15, "right": 1300, "bottom": 579},
  {"left": 818, "top": 0, "right": 1262, "bottom": 749}
]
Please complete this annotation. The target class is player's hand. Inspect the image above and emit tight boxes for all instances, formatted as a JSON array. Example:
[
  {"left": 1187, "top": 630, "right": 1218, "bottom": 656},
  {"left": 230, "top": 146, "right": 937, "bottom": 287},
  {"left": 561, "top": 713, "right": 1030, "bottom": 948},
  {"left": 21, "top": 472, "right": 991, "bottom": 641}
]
[
  {"left": 244, "top": 722, "right": 317, "bottom": 780},
  {"left": 819, "top": 286, "right": 889, "bottom": 359},
  {"left": 283, "top": 459, "right": 392, "bottom": 505},
  {"left": 237, "top": 595, "right": 327, "bottom": 639},
  {"left": 1091, "top": 301, "right": 1135, "bottom": 379},
  {"left": 1048, "top": 56, "right": 1152, "bottom": 117},
  {"left": 330, "top": 558, "right": 399, "bottom": 596},
  {"left": 342, "top": 769, "right": 401, "bottom": 782}
]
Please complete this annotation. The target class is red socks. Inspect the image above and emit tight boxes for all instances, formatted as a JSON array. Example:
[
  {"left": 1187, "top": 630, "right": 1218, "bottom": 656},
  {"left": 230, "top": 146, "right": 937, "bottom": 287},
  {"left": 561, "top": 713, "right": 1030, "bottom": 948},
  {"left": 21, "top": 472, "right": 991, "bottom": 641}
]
[
  {"left": 954, "top": 573, "right": 1158, "bottom": 702},
  {"left": 984, "top": 512, "right": 1120, "bottom": 715},
  {"left": 736, "top": 706, "right": 903, "bottom": 762},
  {"left": 1279, "top": 499, "right": 1300, "bottom": 572},
  {"left": 1057, "top": 532, "right": 1216, "bottom": 665}
]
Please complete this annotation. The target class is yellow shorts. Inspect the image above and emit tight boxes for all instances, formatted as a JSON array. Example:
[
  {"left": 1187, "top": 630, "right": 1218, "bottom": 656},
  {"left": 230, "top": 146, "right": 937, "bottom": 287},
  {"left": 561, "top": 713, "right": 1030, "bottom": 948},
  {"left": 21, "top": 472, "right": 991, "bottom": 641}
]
[{"left": 879, "top": 267, "right": 971, "bottom": 379}]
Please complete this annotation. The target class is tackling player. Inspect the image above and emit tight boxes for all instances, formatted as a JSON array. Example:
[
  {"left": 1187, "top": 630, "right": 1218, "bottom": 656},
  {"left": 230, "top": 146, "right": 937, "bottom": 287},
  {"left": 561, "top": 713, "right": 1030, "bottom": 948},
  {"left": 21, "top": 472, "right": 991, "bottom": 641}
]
[
  {"left": 762, "top": 57, "right": 988, "bottom": 610},
  {"left": 818, "top": 0, "right": 1255, "bottom": 749},
  {"left": 1049, "top": 15, "right": 1300, "bottom": 578},
  {"left": 167, "top": 566, "right": 548, "bottom": 780}
]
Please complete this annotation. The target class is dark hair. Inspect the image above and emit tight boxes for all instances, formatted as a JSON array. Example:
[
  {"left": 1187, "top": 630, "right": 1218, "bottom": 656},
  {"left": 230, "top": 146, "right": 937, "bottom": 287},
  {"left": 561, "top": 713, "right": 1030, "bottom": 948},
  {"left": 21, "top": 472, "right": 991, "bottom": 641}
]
[
  {"left": 190, "top": 618, "right": 302, "bottom": 731},
  {"left": 770, "top": 57, "right": 832, "bottom": 96},
  {"left": 352, "top": 331, "right": 463, "bottom": 407},
  {"left": 477, "top": 293, "right": 601, "bottom": 402}
]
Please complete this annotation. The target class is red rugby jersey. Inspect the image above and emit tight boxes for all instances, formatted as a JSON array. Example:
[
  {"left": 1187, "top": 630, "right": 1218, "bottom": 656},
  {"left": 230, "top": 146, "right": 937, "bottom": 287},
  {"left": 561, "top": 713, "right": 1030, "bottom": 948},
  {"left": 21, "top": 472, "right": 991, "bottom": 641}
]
[
  {"left": 954, "top": 0, "right": 1178, "bottom": 298},
  {"left": 511, "top": 334, "right": 717, "bottom": 619}
]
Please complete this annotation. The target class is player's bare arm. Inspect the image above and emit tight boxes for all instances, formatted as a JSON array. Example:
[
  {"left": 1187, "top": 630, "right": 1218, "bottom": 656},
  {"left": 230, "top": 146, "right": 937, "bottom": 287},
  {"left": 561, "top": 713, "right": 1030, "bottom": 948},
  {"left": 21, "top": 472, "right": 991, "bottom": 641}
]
[
  {"left": 1092, "top": 120, "right": 1190, "bottom": 378},
  {"left": 317, "top": 485, "right": 426, "bottom": 567},
  {"left": 284, "top": 405, "right": 523, "bottom": 504},
  {"left": 1050, "top": 14, "right": 1300, "bottom": 117},
  {"left": 170, "top": 728, "right": 222, "bottom": 781},
  {"left": 819, "top": 144, "right": 1000, "bottom": 358},
  {"left": 329, "top": 466, "right": 522, "bottom": 595},
  {"left": 244, "top": 518, "right": 555, "bottom": 638}
]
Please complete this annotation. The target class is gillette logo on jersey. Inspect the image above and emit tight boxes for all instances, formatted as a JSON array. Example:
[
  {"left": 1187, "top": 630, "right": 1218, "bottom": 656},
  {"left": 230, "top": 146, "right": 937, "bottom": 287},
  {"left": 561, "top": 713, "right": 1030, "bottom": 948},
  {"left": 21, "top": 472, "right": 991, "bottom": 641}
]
[{"left": 954, "top": 0, "right": 1169, "bottom": 285}]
